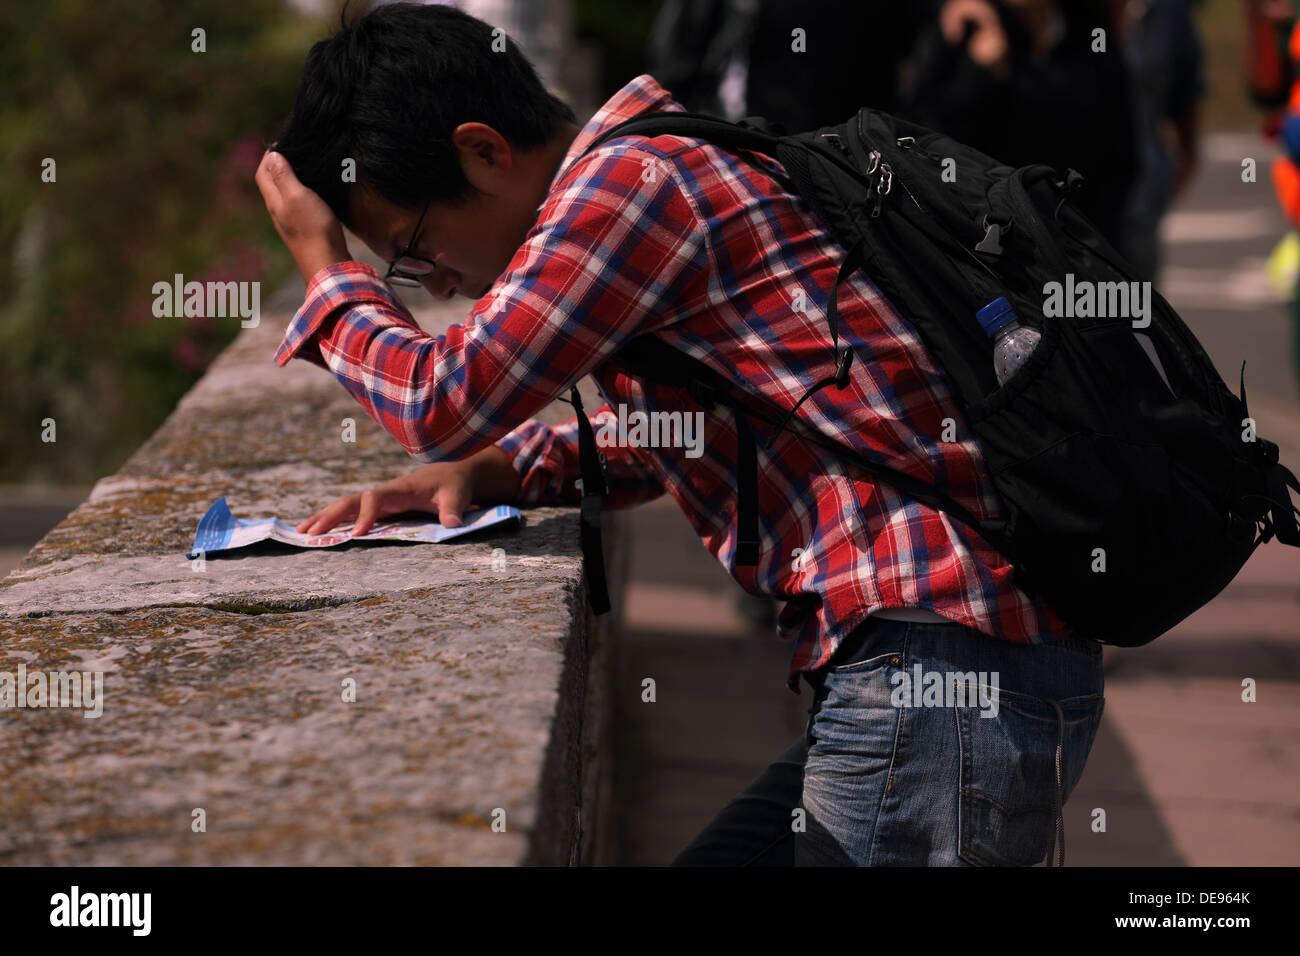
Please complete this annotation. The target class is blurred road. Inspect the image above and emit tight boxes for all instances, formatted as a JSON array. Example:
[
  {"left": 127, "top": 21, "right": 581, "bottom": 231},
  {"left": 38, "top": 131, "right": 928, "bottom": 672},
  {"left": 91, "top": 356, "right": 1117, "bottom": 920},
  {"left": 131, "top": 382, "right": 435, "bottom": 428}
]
[
  {"left": 613, "top": 132, "right": 1300, "bottom": 867},
  {"left": 1162, "top": 134, "right": 1300, "bottom": 436}
]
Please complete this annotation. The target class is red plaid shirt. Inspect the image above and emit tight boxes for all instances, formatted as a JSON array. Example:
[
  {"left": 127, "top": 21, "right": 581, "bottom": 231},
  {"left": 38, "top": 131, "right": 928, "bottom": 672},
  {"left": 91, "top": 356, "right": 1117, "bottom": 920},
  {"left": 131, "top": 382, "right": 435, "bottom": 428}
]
[{"left": 275, "top": 74, "right": 1071, "bottom": 693}]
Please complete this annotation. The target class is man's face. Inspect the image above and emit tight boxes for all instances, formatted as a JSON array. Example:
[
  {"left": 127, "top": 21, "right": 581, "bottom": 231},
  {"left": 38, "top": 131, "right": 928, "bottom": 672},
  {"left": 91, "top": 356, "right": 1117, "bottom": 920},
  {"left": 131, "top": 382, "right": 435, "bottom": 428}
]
[{"left": 345, "top": 123, "right": 544, "bottom": 302}]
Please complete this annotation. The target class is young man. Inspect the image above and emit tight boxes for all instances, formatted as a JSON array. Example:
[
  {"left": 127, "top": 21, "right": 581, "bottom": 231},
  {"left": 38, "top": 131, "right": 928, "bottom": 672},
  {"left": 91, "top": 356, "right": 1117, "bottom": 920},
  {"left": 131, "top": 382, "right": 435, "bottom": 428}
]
[{"left": 256, "top": 2, "right": 1105, "bottom": 866}]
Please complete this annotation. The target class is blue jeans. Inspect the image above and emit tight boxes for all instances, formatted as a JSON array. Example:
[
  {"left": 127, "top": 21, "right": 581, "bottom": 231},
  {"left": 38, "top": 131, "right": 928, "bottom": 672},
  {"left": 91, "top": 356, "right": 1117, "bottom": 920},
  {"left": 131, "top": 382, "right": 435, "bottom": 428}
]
[{"left": 671, "top": 616, "right": 1105, "bottom": 866}]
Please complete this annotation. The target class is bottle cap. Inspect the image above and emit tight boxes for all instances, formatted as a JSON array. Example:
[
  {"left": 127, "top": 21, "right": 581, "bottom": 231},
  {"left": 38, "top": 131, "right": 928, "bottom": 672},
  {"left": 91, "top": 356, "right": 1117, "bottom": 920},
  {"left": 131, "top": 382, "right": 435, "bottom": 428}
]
[{"left": 977, "top": 296, "right": 1018, "bottom": 338}]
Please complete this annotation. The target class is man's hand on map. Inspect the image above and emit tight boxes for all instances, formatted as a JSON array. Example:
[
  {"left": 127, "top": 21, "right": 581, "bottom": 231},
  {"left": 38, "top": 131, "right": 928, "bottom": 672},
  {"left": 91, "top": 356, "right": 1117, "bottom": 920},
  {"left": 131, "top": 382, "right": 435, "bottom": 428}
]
[{"left": 297, "top": 446, "right": 522, "bottom": 537}]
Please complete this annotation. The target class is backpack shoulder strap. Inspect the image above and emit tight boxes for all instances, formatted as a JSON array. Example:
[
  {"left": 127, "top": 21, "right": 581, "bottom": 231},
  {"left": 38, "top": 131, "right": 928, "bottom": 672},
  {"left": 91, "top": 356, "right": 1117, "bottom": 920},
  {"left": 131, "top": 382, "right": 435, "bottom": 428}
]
[
  {"left": 558, "top": 385, "right": 612, "bottom": 614},
  {"left": 604, "top": 335, "right": 1020, "bottom": 572},
  {"left": 566, "top": 113, "right": 1026, "bottom": 607},
  {"left": 577, "top": 111, "right": 798, "bottom": 195},
  {"left": 579, "top": 111, "right": 783, "bottom": 160}
]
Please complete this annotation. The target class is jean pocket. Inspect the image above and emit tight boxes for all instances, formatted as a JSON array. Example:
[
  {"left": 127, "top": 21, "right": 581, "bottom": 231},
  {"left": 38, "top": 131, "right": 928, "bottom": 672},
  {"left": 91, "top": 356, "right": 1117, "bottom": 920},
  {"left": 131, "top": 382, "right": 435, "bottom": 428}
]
[
  {"left": 957, "top": 688, "right": 1104, "bottom": 866},
  {"left": 829, "top": 650, "right": 902, "bottom": 675},
  {"left": 825, "top": 618, "right": 907, "bottom": 675}
]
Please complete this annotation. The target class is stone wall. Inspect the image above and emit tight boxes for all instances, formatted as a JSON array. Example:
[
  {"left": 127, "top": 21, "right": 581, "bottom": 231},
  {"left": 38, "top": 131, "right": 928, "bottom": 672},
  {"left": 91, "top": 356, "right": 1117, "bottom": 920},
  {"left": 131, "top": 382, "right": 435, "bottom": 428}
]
[{"left": 0, "top": 281, "right": 625, "bottom": 865}]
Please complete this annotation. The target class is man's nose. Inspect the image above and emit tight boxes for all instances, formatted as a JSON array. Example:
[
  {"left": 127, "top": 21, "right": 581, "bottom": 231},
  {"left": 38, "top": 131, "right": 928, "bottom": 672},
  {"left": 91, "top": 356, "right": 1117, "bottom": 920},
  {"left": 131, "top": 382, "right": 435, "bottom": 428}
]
[{"left": 419, "top": 262, "right": 462, "bottom": 301}]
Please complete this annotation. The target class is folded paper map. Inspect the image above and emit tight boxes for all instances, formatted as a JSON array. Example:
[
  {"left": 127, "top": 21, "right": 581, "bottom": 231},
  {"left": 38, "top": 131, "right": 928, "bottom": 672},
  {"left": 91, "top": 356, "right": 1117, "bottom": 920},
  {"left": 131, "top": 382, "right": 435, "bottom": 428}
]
[{"left": 186, "top": 496, "right": 521, "bottom": 558}]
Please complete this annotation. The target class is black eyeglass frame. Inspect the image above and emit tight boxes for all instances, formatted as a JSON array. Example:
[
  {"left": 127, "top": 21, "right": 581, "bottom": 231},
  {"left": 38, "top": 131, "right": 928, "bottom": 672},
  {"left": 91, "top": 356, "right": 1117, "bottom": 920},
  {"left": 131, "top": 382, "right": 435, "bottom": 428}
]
[{"left": 383, "top": 199, "right": 436, "bottom": 287}]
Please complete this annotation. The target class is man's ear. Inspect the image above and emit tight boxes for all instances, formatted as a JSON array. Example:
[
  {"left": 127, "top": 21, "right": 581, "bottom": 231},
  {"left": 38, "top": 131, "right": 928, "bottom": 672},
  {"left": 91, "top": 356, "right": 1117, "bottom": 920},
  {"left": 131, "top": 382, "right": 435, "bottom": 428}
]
[{"left": 453, "top": 122, "right": 512, "bottom": 186}]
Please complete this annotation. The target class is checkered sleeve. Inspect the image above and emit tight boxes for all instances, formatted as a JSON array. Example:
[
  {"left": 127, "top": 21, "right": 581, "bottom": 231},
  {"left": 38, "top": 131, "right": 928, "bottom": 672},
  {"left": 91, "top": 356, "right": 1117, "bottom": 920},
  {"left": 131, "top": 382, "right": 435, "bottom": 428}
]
[{"left": 271, "top": 143, "right": 709, "bottom": 473}]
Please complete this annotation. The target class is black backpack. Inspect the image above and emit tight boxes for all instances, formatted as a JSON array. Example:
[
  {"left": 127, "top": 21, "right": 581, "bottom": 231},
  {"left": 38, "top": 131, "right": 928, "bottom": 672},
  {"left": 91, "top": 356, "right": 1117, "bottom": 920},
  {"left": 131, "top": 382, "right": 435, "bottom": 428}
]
[{"left": 560, "top": 108, "right": 1300, "bottom": 647}]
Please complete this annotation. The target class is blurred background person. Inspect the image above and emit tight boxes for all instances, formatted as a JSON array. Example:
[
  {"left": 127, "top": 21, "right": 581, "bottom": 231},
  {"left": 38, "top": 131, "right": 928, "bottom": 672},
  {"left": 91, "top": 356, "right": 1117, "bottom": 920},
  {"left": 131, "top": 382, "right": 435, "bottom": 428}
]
[
  {"left": 1244, "top": 0, "right": 1297, "bottom": 117},
  {"left": 900, "top": 0, "right": 1140, "bottom": 257},
  {"left": 650, "top": 0, "right": 1203, "bottom": 283},
  {"left": 1116, "top": 0, "right": 1206, "bottom": 281},
  {"left": 1247, "top": 0, "right": 1300, "bottom": 388},
  {"left": 648, "top": 0, "right": 933, "bottom": 132}
]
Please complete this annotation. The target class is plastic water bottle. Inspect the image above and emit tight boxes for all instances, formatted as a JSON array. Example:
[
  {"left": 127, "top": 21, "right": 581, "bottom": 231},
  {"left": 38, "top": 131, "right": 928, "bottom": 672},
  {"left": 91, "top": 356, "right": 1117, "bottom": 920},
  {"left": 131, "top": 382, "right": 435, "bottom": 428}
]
[
  {"left": 976, "top": 296, "right": 1177, "bottom": 395},
  {"left": 978, "top": 297, "right": 1040, "bottom": 386}
]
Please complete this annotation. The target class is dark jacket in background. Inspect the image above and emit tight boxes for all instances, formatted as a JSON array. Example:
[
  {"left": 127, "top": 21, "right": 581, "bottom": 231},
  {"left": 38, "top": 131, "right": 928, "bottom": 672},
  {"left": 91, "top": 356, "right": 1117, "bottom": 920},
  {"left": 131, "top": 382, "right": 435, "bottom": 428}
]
[
  {"left": 649, "top": 0, "right": 932, "bottom": 132},
  {"left": 900, "top": 0, "right": 1139, "bottom": 249}
]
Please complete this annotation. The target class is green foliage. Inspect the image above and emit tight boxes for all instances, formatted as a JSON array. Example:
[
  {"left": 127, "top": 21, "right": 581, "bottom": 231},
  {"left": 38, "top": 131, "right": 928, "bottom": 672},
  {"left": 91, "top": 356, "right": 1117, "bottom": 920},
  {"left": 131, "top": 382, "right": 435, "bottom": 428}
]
[{"left": 0, "top": 0, "right": 328, "bottom": 483}]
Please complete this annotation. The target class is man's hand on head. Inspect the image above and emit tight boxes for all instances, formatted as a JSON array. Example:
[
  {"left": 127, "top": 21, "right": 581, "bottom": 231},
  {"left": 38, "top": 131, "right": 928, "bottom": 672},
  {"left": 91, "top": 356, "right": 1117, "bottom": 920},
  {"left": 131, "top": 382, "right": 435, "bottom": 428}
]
[{"left": 255, "top": 148, "right": 352, "bottom": 283}]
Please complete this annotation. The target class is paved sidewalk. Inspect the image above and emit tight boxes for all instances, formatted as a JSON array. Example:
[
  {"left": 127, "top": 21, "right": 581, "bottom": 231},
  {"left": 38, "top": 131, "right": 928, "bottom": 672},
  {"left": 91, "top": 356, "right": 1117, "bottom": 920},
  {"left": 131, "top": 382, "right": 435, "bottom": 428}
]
[{"left": 611, "top": 497, "right": 808, "bottom": 865}]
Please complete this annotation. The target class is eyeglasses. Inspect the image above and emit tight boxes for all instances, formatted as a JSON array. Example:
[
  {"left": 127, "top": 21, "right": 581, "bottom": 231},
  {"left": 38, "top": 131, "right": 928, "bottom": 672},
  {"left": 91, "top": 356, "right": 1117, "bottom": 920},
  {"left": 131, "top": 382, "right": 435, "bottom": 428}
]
[{"left": 383, "top": 199, "right": 436, "bottom": 287}]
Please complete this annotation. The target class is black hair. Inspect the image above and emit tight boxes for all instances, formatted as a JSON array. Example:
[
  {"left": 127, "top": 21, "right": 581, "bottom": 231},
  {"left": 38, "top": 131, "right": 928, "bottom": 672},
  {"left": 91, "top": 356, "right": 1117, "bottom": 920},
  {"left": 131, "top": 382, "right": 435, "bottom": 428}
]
[{"left": 273, "top": 1, "right": 577, "bottom": 222}]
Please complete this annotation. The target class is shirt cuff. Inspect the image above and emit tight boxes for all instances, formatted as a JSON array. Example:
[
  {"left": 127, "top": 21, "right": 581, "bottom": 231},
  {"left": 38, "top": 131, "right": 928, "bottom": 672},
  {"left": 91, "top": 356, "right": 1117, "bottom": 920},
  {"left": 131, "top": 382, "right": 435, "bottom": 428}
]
[
  {"left": 494, "top": 424, "right": 532, "bottom": 465},
  {"left": 273, "top": 261, "right": 411, "bottom": 367},
  {"left": 494, "top": 420, "right": 572, "bottom": 504}
]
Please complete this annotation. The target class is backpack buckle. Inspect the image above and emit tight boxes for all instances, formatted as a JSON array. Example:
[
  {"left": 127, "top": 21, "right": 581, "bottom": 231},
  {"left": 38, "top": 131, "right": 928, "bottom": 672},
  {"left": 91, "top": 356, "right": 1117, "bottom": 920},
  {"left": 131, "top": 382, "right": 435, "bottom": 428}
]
[
  {"left": 975, "top": 220, "right": 1003, "bottom": 256},
  {"left": 975, "top": 213, "right": 1011, "bottom": 257},
  {"left": 834, "top": 345, "right": 855, "bottom": 388},
  {"left": 1060, "top": 169, "right": 1085, "bottom": 193},
  {"left": 574, "top": 451, "right": 609, "bottom": 496}
]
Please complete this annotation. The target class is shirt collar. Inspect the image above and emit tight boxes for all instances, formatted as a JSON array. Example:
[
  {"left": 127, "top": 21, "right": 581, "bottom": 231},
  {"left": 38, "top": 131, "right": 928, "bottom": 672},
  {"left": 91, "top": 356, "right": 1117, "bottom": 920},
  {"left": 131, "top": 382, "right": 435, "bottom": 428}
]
[{"left": 541, "top": 73, "right": 680, "bottom": 206}]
